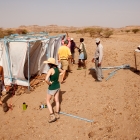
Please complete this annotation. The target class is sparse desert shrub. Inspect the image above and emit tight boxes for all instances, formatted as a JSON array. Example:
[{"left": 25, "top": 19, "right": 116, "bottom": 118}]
[
  {"left": 103, "top": 29, "right": 113, "bottom": 38},
  {"left": 125, "top": 30, "right": 130, "bottom": 33},
  {"left": 83, "top": 28, "right": 92, "bottom": 33},
  {"left": 55, "top": 31, "right": 59, "bottom": 33},
  {"left": 70, "top": 30, "right": 76, "bottom": 33},
  {"left": 75, "top": 30, "right": 83, "bottom": 34},
  {"left": 16, "top": 29, "right": 28, "bottom": 34},
  {"left": 82, "top": 28, "right": 103, "bottom": 37},
  {"left": 49, "top": 31, "right": 52, "bottom": 33},
  {"left": 5, "top": 29, "right": 15, "bottom": 36},
  {"left": 89, "top": 29, "right": 97, "bottom": 37},
  {"left": 132, "top": 29, "right": 139, "bottom": 34},
  {"left": 0, "top": 28, "right": 5, "bottom": 38},
  {"left": 96, "top": 28, "right": 103, "bottom": 36},
  {"left": 61, "top": 30, "right": 65, "bottom": 33},
  {"left": 79, "top": 30, "right": 85, "bottom": 35},
  {"left": 21, "top": 29, "right": 28, "bottom": 34}
]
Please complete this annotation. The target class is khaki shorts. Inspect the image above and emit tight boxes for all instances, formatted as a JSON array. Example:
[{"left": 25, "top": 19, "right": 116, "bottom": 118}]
[{"left": 61, "top": 59, "right": 68, "bottom": 70}]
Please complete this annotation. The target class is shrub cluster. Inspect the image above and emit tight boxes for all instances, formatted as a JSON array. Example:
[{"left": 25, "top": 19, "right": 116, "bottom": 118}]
[
  {"left": 132, "top": 29, "right": 139, "bottom": 34},
  {"left": 0, "top": 28, "right": 28, "bottom": 38},
  {"left": 124, "top": 29, "right": 140, "bottom": 34},
  {"left": 70, "top": 28, "right": 113, "bottom": 38}
]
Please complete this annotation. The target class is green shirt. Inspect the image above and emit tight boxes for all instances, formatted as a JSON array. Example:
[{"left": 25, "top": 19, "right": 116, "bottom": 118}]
[{"left": 48, "top": 67, "right": 60, "bottom": 90}]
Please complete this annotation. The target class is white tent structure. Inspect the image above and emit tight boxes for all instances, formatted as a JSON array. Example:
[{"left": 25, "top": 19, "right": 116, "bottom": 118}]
[{"left": 0, "top": 33, "right": 65, "bottom": 89}]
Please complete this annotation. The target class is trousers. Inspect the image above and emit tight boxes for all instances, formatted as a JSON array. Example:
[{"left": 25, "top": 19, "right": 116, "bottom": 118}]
[{"left": 95, "top": 59, "right": 103, "bottom": 81}]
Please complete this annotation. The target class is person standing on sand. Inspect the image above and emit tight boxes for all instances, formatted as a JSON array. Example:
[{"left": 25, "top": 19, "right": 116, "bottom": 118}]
[
  {"left": 0, "top": 66, "right": 4, "bottom": 105},
  {"left": 61, "top": 32, "right": 72, "bottom": 71},
  {"left": 77, "top": 38, "right": 87, "bottom": 70},
  {"left": 92, "top": 38, "right": 104, "bottom": 82},
  {"left": 70, "top": 38, "right": 76, "bottom": 64},
  {"left": 58, "top": 40, "right": 72, "bottom": 83},
  {"left": 44, "top": 58, "right": 60, "bottom": 123}
]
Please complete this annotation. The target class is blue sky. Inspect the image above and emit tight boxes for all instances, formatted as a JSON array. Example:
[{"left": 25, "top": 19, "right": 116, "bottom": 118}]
[{"left": 0, "top": 0, "right": 140, "bottom": 28}]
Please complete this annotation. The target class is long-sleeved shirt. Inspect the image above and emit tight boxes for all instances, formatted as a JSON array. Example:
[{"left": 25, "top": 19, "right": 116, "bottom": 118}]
[{"left": 94, "top": 43, "right": 103, "bottom": 63}]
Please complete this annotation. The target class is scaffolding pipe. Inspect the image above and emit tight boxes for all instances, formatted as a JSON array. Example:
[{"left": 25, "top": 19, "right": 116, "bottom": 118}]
[
  {"left": 4, "top": 39, "right": 13, "bottom": 83},
  {"left": 60, "top": 111, "right": 93, "bottom": 123},
  {"left": 27, "top": 42, "right": 30, "bottom": 90}
]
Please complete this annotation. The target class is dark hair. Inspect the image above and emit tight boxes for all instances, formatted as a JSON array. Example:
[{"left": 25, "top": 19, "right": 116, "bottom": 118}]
[
  {"left": 80, "top": 38, "right": 84, "bottom": 42},
  {"left": 48, "top": 63, "right": 57, "bottom": 68},
  {"left": 64, "top": 40, "right": 69, "bottom": 45}
]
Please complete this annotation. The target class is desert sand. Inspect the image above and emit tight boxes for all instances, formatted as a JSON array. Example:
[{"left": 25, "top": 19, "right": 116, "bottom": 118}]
[{"left": 0, "top": 32, "right": 140, "bottom": 140}]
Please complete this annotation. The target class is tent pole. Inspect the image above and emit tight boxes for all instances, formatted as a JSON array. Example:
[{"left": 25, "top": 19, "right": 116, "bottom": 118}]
[
  {"left": 134, "top": 51, "right": 137, "bottom": 71},
  {"left": 4, "top": 39, "right": 13, "bottom": 83},
  {"left": 28, "top": 42, "right": 30, "bottom": 90}
]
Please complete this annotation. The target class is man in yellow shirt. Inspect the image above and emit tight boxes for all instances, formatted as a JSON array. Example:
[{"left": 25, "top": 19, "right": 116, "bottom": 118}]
[{"left": 58, "top": 40, "right": 72, "bottom": 83}]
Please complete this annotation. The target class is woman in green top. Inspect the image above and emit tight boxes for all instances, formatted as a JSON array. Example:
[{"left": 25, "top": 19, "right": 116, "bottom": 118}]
[{"left": 44, "top": 58, "right": 61, "bottom": 123}]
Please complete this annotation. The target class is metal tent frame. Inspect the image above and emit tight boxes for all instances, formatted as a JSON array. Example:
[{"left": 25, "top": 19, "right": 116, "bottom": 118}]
[{"left": 2, "top": 33, "right": 66, "bottom": 90}]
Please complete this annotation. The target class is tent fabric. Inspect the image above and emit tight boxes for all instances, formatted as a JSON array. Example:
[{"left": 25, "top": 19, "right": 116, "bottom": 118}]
[
  {"left": 3, "top": 42, "right": 28, "bottom": 86},
  {"left": 24, "top": 40, "right": 43, "bottom": 78},
  {"left": 0, "top": 42, "right": 4, "bottom": 66},
  {"left": 0, "top": 34, "right": 65, "bottom": 87},
  {"left": 53, "top": 37, "right": 62, "bottom": 65}
]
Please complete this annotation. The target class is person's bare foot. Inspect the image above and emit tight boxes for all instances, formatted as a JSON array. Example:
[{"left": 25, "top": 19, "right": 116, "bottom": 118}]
[{"left": 61, "top": 80, "right": 66, "bottom": 84}]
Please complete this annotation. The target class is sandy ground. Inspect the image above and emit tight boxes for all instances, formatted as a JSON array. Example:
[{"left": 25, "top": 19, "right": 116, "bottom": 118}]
[{"left": 0, "top": 33, "right": 140, "bottom": 140}]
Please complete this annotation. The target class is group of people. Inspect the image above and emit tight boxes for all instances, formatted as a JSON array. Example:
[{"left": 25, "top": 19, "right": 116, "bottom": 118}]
[
  {"left": 0, "top": 34, "right": 104, "bottom": 121},
  {"left": 44, "top": 36, "right": 104, "bottom": 123}
]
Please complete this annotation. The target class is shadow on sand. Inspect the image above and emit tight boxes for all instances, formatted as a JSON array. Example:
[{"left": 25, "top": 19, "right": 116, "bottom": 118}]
[
  {"left": 88, "top": 69, "right": 97, "bottom": 80},
  {"left": 129, "top": 67, "right": 140, "bottom": 76},
  {"left": 2, "top": 92, "right": 13, "bottom": 112}
]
